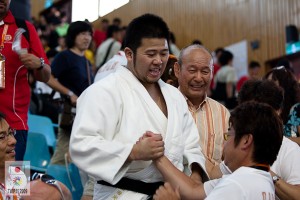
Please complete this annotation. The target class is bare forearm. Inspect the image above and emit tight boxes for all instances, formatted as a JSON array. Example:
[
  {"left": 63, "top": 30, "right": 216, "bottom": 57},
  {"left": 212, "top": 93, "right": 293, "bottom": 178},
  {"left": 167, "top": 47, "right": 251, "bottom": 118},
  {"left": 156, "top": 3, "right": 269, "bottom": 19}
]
[
  {"left": 270, "top": 171, "right": 300, "bottom": 200},
  {"left": 275, "top": 181, "right": 300, "bottom": 200},
  {"left": 155, "top": 156, "right": 206, "bottom": 200},
  {"left": 288, "top": 137, "right": 300, "bottom": 146},
  {"left": 226, "top": 82, "right": 233, "bottom": 98},
  {"left": 205, "top": 159, "right": 222, "bottom": 179},
  {"left": 33, "top": 64, "right": 51, "bottom": 82},
  {"left": 47, "top": 74, "right": 70, "bottom": 96}
]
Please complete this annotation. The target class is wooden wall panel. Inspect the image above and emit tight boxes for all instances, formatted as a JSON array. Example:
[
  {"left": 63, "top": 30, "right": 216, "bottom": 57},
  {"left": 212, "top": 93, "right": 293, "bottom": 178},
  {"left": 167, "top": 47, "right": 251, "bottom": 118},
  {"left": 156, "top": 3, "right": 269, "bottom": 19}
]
[
  {"left": 90, "top": 0, "right": 300, "bottom": 74},
  {"left": 31, "top": 0, "right": 45, "bottom": 18}
]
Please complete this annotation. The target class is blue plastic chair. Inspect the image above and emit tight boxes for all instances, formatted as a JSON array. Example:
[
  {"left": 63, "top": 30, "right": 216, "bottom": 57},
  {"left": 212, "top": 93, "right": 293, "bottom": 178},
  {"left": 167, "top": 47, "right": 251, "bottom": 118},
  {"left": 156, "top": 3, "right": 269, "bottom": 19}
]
[
  {"left": 46, "top": 164, "right": 83, "bottom": 200},
  {"left": 24, "top": 132, "right": 51, "bottom": 172},
  {"left": 28, "top": 113, "right": 57, "bottom": 152}
]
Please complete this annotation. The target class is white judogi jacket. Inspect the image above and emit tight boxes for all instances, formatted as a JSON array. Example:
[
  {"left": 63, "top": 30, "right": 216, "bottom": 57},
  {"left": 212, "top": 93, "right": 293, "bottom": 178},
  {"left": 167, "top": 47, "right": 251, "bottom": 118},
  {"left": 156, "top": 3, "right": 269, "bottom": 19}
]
[{"left": 70, "top": 67, "right": 207, "bottom": 199}]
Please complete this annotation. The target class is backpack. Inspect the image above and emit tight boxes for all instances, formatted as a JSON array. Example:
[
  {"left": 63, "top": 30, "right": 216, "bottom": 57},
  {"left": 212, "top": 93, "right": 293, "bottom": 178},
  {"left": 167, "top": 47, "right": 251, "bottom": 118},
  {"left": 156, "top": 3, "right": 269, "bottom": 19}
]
[{"left": 15, "top": 18, "right": 30, "bottom": 42}]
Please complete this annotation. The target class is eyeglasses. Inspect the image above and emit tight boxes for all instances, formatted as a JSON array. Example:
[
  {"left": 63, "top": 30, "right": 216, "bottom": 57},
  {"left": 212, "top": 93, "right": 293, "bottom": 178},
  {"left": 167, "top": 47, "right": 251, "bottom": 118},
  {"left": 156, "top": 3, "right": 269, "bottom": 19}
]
[
  {"left": 0, "top": 128, "right": 16, "bottom": 140},
  {"left": 31, "top": 173, "right": 66, "bottom": 200}
]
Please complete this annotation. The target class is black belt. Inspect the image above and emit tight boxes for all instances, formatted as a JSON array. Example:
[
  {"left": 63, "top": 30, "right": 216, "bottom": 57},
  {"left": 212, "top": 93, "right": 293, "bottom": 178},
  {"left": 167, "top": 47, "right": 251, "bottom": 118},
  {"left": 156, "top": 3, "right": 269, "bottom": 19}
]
[{"left": 97, "top": 177, "right": 164, "bottom": 196}]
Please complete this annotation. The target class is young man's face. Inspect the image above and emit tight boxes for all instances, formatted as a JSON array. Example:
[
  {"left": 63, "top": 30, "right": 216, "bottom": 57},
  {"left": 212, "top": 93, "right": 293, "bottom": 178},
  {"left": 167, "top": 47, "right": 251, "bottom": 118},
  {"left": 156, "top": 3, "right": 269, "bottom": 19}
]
[
  {"left": 175, "top": 48, "right": 212, "bottom": 105},
  {"left": 74, "top": 31, "right": 92, "bottom": 52},
  {"left": 126, "top": 38, "right": 169, "bottom": 88},
  {"left": 249, "top": 67, "right": 260, "bottom": 79},
  {"left": 0, "top": 119, "right": 16, "bottom": 169}
]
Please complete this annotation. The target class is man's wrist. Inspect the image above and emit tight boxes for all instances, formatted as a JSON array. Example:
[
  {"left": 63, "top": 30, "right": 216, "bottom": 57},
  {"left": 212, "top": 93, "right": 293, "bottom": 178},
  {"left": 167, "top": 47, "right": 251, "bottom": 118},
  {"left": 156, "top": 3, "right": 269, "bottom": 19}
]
[
  {"left": 272, "top": 175, "right": 280, "bottom": 184},
  {"left": 37, "top": 57, "right": 45, "bottom": 71},
  {"left": 67, "top": 90, "right": 74, "bottom": 97}
]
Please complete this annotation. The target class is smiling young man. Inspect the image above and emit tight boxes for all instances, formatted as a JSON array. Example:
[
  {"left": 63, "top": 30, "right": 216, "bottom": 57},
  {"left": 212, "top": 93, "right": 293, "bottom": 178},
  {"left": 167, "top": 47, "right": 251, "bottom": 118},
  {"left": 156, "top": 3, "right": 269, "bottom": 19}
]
[
  {"left": 70, "top": 14, "right": 207, "bottom": 199},
  {"left": 0, "top": 112, "right": 71, "bottom": 200},
  {"left": 174, "top": 45, "right": 230, "bottom": 166}
]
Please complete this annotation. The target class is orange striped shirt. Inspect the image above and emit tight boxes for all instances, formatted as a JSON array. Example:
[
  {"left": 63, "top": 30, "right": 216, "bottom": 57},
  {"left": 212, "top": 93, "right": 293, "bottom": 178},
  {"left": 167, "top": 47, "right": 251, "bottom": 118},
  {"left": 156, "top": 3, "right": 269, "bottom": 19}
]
[{"left": 186, "top": 97, "right": 230, "bottom": 164}]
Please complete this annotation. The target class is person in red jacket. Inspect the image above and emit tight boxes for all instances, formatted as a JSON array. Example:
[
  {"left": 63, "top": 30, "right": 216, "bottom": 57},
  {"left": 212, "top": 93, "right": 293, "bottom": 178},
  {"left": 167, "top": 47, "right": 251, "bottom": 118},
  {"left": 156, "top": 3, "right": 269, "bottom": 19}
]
[
  {"left": 236, "top": 61, "right": 261, "bottom": 92},
  {"left": 0, "top": 0, "right": 51, "bottom": 160}
]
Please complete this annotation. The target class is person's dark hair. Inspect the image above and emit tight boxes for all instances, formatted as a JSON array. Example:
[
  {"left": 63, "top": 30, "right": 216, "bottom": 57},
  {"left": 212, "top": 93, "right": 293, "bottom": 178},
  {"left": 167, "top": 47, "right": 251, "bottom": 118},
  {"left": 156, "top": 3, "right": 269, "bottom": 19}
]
[
  {"left": 230, "top": 102, "right": 283, "bottom": 165},
  {"left": 66, "top": 21, "right": 93, "bottom": 49},
  {"left": 113, "top": 17, "right": 121, "bottom": 26},
  {"left": 192, "top": 39, "right": 202, "bottom": 45},
  {"left": 264, "top": 67, "right": 300, "bottom": 124},
  {"left": 101, "top": 18, "right": 109, "bottom": 24},
  {"left": 169, "top": 32, "right": 176, "bottom": 44},
  {"left": 276, "top": 59, "right": 294, "bottom": 73},
  {"left": 214, "top": 47, "right": 224, "bottom": 55},
  {"left": 219, "top": 50, "right": 233, "bottom": 66},
  {"left": 46, "top": 49, "right": 59, "bottom": 59},
  {"left": 106, "top": 25, "right": 120, "bottom": 38},
  {"left": 0, "top": 112, "right": 5, "bottom": 122},
  {"left": 238, "top": 79, "right": 284, "bottom": 111},
  {"left": 249, "top": 61, "right": 260, "bottom": 69},
  {"left": 124, "top": 13, "right": 169, "bottom": 54}
]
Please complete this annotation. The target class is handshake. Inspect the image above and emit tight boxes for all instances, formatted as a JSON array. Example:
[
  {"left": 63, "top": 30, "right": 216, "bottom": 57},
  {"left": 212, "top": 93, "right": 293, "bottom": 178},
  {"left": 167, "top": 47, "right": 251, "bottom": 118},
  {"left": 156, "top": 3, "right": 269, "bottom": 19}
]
[{"left": 128, "top": 131, "right": 165, "bottom": 161}]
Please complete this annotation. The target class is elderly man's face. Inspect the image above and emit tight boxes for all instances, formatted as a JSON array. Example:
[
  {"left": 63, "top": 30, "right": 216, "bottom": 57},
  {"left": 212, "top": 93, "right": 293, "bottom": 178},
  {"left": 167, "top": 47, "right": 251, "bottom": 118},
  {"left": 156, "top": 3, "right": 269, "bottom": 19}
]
[
  {"left": 175, "top": 48, "right": 213, "bottom": 105},
  {"left": 0, "top": 119, "right": 16, "bottom": 169}
]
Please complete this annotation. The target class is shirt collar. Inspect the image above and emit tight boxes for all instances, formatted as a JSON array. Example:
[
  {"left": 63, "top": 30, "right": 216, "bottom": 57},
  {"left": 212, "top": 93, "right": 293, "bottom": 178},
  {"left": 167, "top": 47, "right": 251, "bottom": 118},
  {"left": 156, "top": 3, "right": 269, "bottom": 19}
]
[{"left": 178, "top": 86, "right": 208, "bottom": 111}]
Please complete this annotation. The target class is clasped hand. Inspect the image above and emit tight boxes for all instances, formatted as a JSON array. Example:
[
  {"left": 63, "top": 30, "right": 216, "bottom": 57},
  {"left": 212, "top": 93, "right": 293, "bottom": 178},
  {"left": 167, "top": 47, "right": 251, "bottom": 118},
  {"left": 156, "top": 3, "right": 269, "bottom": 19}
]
[{"left": 131, "top": 131, "right": 165, "bottom": 161}]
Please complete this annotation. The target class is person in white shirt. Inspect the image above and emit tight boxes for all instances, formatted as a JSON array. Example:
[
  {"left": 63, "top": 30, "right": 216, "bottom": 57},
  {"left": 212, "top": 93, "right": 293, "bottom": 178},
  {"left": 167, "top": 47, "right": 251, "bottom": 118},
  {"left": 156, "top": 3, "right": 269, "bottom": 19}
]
[
  {"left": 151, "top": 101, "right": 282, "bottom": 200},
  {"left": 95, "top": 25, "right": 122, "bottom": 69},
  {"left": 207, "top": 79, "right": 300, "bottom": 200}
]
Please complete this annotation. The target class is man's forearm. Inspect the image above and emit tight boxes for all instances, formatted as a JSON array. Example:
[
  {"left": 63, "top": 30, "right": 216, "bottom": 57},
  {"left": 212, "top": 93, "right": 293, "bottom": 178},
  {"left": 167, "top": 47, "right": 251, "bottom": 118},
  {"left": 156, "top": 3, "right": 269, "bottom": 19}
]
[
  {"left": 34, "top": 64, "right": 51, "bottom": 82},
  {"left": 155, "top": 156, "right": 206, "bottom": 200},
  {"left": 270, "top": 171, "right": 300, "bottom": 200}
]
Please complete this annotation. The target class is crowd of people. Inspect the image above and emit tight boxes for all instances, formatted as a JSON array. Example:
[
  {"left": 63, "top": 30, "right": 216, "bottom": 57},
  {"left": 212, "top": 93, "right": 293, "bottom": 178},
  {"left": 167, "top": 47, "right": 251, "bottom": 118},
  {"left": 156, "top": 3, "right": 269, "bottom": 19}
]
[{"left": 0, "top": 1, "right": 300, "bottom": 199}]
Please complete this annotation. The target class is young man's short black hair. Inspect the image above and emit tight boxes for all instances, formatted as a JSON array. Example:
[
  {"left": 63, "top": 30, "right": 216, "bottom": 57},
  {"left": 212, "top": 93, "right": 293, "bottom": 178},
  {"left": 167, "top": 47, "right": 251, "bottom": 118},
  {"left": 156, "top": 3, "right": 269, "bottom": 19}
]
[
  {"left": 230, "top": 101, "right": 283, "bottom": 166},
  {"left": 124, "top": 13, "right": 170, "bottom": 54},
  {"left": 219, "top": 50, "right": 233, "bottom": 66},
  {"left": 106, "top": 25, "right": 121, "bottom": 38},
  {"left": 249, "top": 61, "right": 260, "bottom": 69},
  {"left": 101, "top": 18, "right": 109, "bottom": 24},
  {"left": 66, "top": 21, "right": 93, "bottom": 49},
  {"left": 214, "top": 47, "right": 224, "bottom": 55}
]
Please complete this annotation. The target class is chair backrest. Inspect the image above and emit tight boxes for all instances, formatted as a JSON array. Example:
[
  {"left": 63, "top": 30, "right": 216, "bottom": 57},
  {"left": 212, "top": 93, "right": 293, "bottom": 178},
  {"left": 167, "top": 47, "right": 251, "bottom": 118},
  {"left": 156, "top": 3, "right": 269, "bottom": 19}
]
[
  {"left": 24, "top": 132, "right": 51, "bottom": 172},
  {"left": 46, "top": 164, "right": 83, "bottom": 200},
  {"left": 28, "top": 114, "right": 57, "bottom": 151}
]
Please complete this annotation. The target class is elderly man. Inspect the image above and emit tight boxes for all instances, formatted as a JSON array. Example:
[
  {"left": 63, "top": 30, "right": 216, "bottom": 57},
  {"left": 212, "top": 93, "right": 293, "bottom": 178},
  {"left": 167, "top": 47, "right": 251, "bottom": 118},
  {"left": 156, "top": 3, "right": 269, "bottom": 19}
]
[
  {"left": 0, "top": 112, "right": 71, "bottom": 200},
  {"left": 174, "top": 44, "right": 230, "bottom": 166}
]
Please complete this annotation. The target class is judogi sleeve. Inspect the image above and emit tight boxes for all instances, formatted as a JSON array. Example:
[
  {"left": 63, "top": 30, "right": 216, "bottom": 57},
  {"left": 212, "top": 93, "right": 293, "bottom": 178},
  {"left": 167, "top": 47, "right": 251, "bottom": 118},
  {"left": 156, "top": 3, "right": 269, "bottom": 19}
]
[{"left": 69, "top": 77, "right": 132, "bottom": 184}]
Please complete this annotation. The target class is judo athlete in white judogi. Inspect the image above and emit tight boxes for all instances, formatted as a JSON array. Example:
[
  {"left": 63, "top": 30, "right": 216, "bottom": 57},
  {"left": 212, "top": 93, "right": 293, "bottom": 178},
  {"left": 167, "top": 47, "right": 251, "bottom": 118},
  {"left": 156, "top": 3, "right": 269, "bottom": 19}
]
[{"left": 70, "top": 14, "right": 207, "bottom": 200}]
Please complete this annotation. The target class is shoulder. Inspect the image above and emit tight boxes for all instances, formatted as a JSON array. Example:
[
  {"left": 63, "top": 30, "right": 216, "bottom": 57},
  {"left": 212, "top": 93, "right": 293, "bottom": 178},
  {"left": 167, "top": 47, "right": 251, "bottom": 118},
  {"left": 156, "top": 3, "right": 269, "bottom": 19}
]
[
  {"left": 53, "top": 50, "right": 69, "bottom": 60},
  {"left": 281, "top": 137, "right": 300, "bottom": 153},
  {"left": 206, "top": 97, "right": 230, "bottom": 111},
  {"left": 92, "top": 69, "right": 120, "bottom": 89}
]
